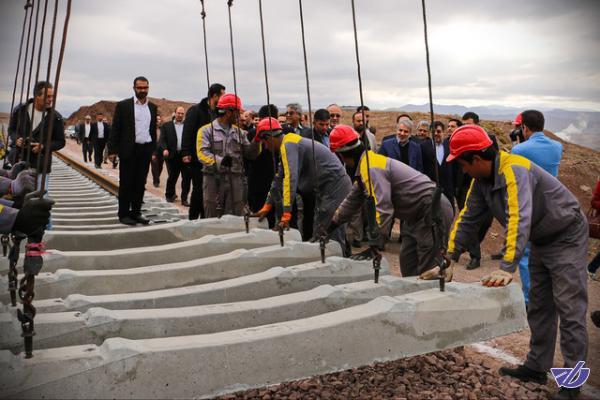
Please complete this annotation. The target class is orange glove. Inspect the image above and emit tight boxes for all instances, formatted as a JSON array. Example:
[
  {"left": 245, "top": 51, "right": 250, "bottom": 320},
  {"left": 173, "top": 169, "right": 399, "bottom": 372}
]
[
  {"left": 250, "top": 204, "right": 272, "bottom": 221},
  {"left": 278, "top": 212, "right": 292, "bottom": 230},
  {"left": 481, "top": 270, "right": 513, "bottom": 287}
]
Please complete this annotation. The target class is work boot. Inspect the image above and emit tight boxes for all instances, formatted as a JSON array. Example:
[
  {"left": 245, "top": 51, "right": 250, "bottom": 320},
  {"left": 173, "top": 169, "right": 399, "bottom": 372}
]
[
  {"left": 499, "top": 364, "right": 547, "bottom": 384},
  {"left": 552, "top": 388, "right": 581, "bottom": 399},
  {"left": 466, "top": 257, "right": 481, "bottom": 270},
  {"left": 351, "top": 239, "right": 361, "bottom": 248}
]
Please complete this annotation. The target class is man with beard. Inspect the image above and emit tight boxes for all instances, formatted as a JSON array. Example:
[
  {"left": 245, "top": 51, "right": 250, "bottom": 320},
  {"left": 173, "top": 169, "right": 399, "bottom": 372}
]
[{"left": 108, "top": 76, "right": 157, "bottom": 225}]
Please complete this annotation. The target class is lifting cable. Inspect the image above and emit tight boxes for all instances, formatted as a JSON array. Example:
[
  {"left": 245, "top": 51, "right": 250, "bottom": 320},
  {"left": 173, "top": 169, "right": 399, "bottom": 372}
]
[
  {"left": 16, "top": 0, "right": 35, "bottom": 162},
  {"left": 257, "top": 0, "right": 285, "bottom": 247},
  {"left": 225, "top": 0, "right": 251, "bottom": 233},
  {"left": 35, "top": 0, "right": 59, "bottom": 180},
  {"left": 7, "top": 0, "right": 32, "bottom": 162},
  {"left": 198, "top": 0, "right": 223, "bottom": 218},
  {"left": 27, "top": 0, "right": 50, "bottom": 166},
  {"left": 297, "top": 0, "right": 325, "bottom": 263},
  {"left": 17, "top": 0, "right": 72, "bottom": 359},
  {"left": 21, "top": 0, "right": 41, "bottom": 162},
  {"left": 420, "top": 0, "right": 449, "bottom": 291},
  {"left": 350, "top": 0, "right": 382, "bottom": 283},
  {"left": 4, "top": 1, "right": 32, "bottom": 307}
]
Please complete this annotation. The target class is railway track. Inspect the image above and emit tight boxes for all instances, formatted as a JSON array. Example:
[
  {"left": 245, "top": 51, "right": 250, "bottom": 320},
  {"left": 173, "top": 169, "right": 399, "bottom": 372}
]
[{"left": 0, "top": 154, "right": 527, "bottom": 399}]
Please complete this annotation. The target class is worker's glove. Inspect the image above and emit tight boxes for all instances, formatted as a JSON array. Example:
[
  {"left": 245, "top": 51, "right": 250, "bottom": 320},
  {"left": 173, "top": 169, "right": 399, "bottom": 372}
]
[
  {"left": 481, "top": 269, "right": 513, "bottom": 287},
  {"left": 13, "top": 196, "right": 54, "bottom": 235},
  {"left": 277, "top": 212, "right": 292, "bottom": 231},
  {"left": 350, "top": 247, "right": 376, "bottom": 261},
  {"left": 221, "top": 155, "right": 233, "bottom": 168},
  {"left": 420, "top": 264, "right": 454, "bottom": 282},
  {"left": 250, "top": 204, "right": 272, "bottom": 222},
  {"left": 5, "top": 161, "right": 28, "bottom": 179},
  {"left": 10, "top": 170, "right": 36, "bottom": 198},
  {"left": 324, "top": 219, "right": 340, "bottom": 236}
]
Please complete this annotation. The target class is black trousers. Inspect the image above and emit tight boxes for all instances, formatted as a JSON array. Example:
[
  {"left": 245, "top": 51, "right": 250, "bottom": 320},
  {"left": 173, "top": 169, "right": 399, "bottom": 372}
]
[
  {"left": 118, "top": 143, "right": 153, "bottom": 219},
  {"left": 151, "top": 153, "right": 164, "bottom": 185},
  {"left": 93, "top": 138, "right": 106, "bottom": 167},
  {"left": 188, "top": 160, "right": 204, "bottom": 220},
  {"left": 82, "top": 139, "right": 93, "bottom": 162},
  {"left": 165, "top": 154, "right": 191, "bottom": 200}
]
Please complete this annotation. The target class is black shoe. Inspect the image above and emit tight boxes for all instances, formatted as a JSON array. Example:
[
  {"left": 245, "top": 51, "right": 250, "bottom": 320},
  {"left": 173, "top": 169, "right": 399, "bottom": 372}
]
[
  {"left": 132, "top": 215, "right": 150, "bottom": 225},
  {"left": 592, "top": 310, "right": 600, "bottom": 328},
  {"left": 552, "top": 387, "right": 581, "bottom": 400},
  {"left": 491, "top": 252, "right": 503, "bottom": 260},
  {"left": 166, "top": 196, "right": 176, "bottom": 203},
  {"left": 181, "top": 199, "right": 190, "bottom": 207},
  {"left": 351, "top": 239, "right": 361, "bottom": 248},
  {"left": 153, "top": 181, "right": 160, "bottom": 188},
  {"left": 466, "top": 257, "right": 481, "bottom": 270},
  {"left": 94, "top": 164, "right": 101, "bottom": 169},
  {"left": 499, "top": 365, "right": 547, "bottom": 385},
  {"left": 119, "top": 216, "right": 137, "bottom": 226}
]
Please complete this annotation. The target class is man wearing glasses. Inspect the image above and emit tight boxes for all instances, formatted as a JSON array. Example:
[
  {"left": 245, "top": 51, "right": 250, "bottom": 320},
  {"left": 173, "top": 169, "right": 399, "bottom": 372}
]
[
  {"left": 285, "top": 103, "right": 309, "bottom": 135},
  {"left": 327, "top": 104, "right": 343, "bottom": 128},
  {"left": 108, "top": 76, "right": 158, "bottom": 225}
]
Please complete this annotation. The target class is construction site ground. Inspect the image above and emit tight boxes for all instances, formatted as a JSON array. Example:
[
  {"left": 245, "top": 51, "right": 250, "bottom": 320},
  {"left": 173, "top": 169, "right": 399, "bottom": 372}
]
[{"left": 59, "top": 138, "right": 600, "bottom": 399}]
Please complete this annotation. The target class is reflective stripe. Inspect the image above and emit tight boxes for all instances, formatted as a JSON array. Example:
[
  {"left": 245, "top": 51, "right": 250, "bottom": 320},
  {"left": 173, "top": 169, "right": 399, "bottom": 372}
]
[
  {"left": 499, "top": 152, "right": 530, "bottom": 263},
  {"left": 197, "top": 122, "right": 216, "bottom": 165},
  {"left": 503, "top": 165, "right": 520, "bottom": 263},
  {"left": 281, "top": 133, "right": 303, "bottom": 207},
  {"left": 447, "top": 178, "right": 475, "bottom": 253},
  {"left": 0, "top": 205, "right": 4, "bottom": 214},
  {"left": 359, "top": 150, "right": 387, "bottom": 225}
]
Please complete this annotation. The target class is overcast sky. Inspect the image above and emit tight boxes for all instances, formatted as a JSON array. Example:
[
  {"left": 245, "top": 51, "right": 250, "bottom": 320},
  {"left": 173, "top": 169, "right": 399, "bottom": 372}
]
[{"left": 1, "top": 0, "right": 599, "bottom": 116}]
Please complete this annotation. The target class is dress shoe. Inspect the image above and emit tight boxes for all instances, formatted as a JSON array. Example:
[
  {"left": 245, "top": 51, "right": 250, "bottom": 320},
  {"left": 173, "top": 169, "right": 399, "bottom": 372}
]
[
  {"left": 166, "top": 196, "right": 176, "bottom": 203},
  {"left": 119, "top": 216, "right": 137, "bottom": 226},
  {"left": 181, "top": 199, "right": 190, "bottom": 207},
  {"left": 153, "top": 181, "right": 160, "bottom": 188},
  {"left": 499, "top": 364, "right": 547, "bottom": 384},
  {"left": 466, "top": 257, "right": 481, "bottom": 270},
  {"left": 132, "top": 215, "right": 150, "bottom": 225}
]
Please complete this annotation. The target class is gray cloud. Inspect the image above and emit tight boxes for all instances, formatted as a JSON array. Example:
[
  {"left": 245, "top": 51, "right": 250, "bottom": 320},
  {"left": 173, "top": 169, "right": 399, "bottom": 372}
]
[{"left": 1, "top": 0, "right": 599, "bottom": 116}]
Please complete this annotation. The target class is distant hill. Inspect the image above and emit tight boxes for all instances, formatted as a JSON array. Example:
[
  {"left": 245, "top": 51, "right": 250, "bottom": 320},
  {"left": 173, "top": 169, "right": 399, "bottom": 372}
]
[
  {"left": 388, "top": 103, "right": 600, "bottom": 150},
  {"left": 66, "top": 98, "right": 195, "bottom": 125}
]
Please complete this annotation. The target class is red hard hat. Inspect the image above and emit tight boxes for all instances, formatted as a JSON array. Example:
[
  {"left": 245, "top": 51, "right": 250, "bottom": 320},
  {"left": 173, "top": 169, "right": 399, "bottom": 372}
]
[
  {"left": 256, "top": 117, "right": 282, "bottom": 138},
  {"left": 329, "top": 124, "right": 361, "bottom": 153},
  {"left": 217, "top": 93, "right": 244, "bottom": 111},
  {"left": 513, "top": 113, "right": 522, "bottom": 125},
  {"left": 446, "top": 125, "right": 493, "bottom": 162}
]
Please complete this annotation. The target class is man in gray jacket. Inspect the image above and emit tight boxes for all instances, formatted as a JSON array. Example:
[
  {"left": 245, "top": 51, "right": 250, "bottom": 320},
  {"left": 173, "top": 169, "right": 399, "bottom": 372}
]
[{"left": 447, "top": 124, "right": 588, "bottom": 400}]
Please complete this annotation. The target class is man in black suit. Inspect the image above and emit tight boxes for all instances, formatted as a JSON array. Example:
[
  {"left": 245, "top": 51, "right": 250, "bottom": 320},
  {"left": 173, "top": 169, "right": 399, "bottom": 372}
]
[
  {"left": 77, "top": 115, "right": 93, "bottom": 163},
  {"left": 419, "top": 121, "right": 456, "bottom": 210},
  {"left": 108, "top": 76, "right": 157, "bottom": 225},
  {"left": 181, "top": 83, "right": 225, "bottom": 220},
  {"left": 91, "top": 112, "right": 109, "bottom": 169},
  {"left": 158, "top": 106, "right": 190, "bottom": 204}
]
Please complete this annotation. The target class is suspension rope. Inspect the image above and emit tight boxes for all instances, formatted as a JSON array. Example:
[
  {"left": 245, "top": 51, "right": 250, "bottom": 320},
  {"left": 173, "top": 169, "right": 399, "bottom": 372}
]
[
  {"left": 21, "top": 0, "right": 41, "bottom": 161},
  {"left": 420, "top": 0, "right": 440, "bottom": 186},
  {"left": 26, "top": 0, "right": 50, "bottom": 165},
  {"left": 350, "top": 0, "right": 382, "bottom": 283},
  {"left": 16, "top": 0, "right": 35, "bottom": 162},
  {"left": 297, "top": 0, "right": 326, "bottom": 261},
  {"left": 226, "top": 0, "right": 251, "bottom": 232},
  {"left": 198, "top": 0, "right": 223, "bottom": 217},
  {"left": 35, "top": 0, "right": 59, "bottom": 183},
  {"left": 38, "top": 0, "right": 71, "bottom": 193},
  {"left": 8, "top": 1, "right": 32, "bottom": 151},
  {"left": 258, "top": 0, "right": 284, "bottom": 246}
]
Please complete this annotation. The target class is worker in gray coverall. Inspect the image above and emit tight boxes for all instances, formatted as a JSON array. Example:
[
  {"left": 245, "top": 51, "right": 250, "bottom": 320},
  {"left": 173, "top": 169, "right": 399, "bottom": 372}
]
[
  {"left": 196, "top": 93, "right": 259, "bottom": 217},
  {"left": 252, "top": 117, "right": 352, "bottom": 255},
  {"left": 446, "top": 125, "right": 588, "bottom": 400},
  {"left": 327, "top": 125, "right": 454, "bottom": 278}
]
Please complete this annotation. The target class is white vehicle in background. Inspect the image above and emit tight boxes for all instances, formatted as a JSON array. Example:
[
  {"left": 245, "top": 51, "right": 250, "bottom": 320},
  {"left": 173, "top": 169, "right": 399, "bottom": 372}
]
[{"left": 65, "top": 125, "right": 77, "bottom": 140}]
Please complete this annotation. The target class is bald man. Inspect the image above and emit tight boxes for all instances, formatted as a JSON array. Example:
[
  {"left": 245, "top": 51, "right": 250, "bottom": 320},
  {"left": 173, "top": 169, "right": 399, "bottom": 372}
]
[{"left": 158, "top": 106, "right": 191, "bottom": 204}]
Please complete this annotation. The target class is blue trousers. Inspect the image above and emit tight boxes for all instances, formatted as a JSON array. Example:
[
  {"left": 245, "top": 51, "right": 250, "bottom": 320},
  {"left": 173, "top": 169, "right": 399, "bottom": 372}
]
[{"left": 518, "top": 243, "right": 531, "bottom": 305}]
